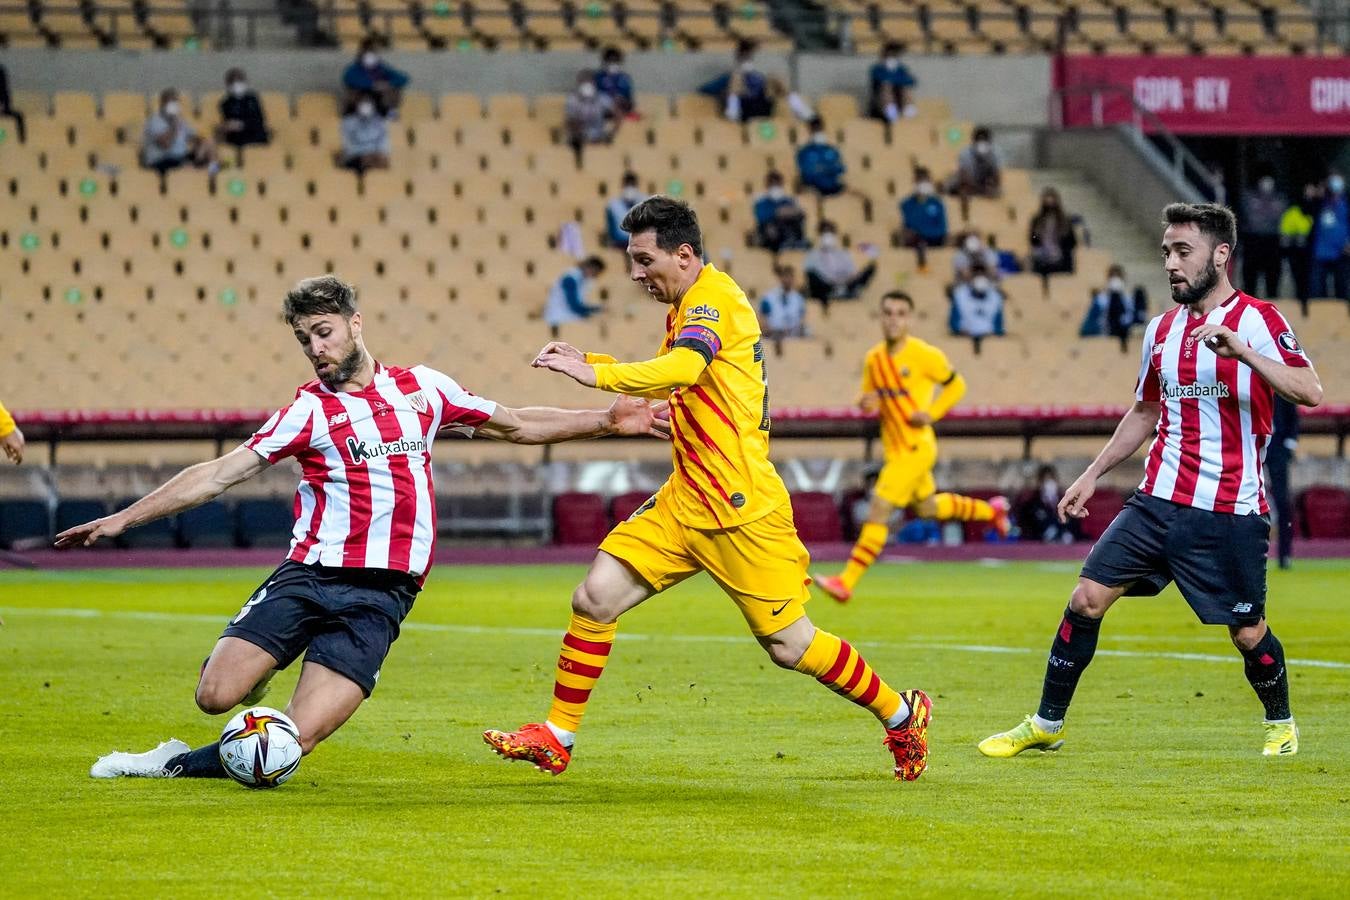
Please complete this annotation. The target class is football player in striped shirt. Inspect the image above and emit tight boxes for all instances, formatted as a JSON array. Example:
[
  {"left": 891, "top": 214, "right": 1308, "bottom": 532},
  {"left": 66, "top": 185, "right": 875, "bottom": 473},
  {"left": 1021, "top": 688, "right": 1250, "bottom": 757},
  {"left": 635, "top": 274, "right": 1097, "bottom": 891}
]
[
  {"left": 813, "top": 291, "right": 1010, "bottom": 604},
  {"left": 483, "top": 197, "right": 934, "bottom": 781},
  {"left": 980, "top": 203, "right": 1323, "bottom": 759},
  {"left": 63, "top": 275, "right": 668, "bottom": 780}
]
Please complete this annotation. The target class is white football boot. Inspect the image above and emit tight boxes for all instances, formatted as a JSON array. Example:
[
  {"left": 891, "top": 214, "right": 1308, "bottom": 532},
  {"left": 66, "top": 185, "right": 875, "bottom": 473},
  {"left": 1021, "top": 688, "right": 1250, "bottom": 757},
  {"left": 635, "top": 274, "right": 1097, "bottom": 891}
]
[{"left": 90, "top": 738, "right": 190, "bottom": 778}]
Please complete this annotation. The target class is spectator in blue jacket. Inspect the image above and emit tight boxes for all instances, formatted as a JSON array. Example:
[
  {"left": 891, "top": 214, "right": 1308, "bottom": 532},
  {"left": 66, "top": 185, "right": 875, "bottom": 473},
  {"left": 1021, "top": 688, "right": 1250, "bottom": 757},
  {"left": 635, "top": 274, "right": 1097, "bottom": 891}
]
[
  {"left": 897, "top": 167, "right": 947, "bottom": 268},
  {"left": 594, "top": 46, "right": 635, "bottom": 118},
  {"left": 949, "top": 264, "right": 1005, "bottom": 353},
  {"left": 1309, "top": 172, "right": 1350, "bottom": 301},
  {"left": 753, "top": 170, "right": 808, "bottom": 252},
  {"left": 342, "top": 38, "right": 410, "bottom": 115},
  {"left": 605, "top": 172, "right": 644, "bottom": 248},
  {"left": 545, "top": 256, "right": 606, "bottom": 336},
  {"left": 796, "top": 117, "right": 846, "bottom": 197},
  {"left": 868, "top": 42, "right": 917, "bottom": 122}
]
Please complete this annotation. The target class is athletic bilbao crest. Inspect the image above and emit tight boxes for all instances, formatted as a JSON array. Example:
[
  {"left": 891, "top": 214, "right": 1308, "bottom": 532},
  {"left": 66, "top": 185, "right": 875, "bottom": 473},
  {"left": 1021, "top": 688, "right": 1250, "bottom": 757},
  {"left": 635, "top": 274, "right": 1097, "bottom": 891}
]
[
  {"left": 406, "top": 390, "right": 429, "bottom": 414},
  {"left": 1277, "top": 332, "right": 1301, "bottom": 354}
]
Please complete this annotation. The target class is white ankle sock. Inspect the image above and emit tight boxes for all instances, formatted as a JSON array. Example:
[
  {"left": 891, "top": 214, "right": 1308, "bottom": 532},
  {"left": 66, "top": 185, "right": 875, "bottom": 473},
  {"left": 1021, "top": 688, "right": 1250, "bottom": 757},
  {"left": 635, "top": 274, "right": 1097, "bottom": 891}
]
[
  {"left": 1032, "top": 714, "right": 1064, "bottom": 734},
  {"left": 884, "top": 697, "right": 912, "bottom": 729},
  {"left": 544, "top": 721, "right": 575, "bottom": 747}
]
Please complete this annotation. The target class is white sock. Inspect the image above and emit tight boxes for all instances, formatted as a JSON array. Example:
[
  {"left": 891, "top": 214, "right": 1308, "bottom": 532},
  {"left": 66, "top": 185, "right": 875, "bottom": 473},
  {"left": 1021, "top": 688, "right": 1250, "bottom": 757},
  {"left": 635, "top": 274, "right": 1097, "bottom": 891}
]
[
  {"left": 1264, "top": 717, "right": 1294, "bottom": 725},
  {"left": 544, "top": 721, "right": 575, "bottom": 747},
  {"left": 724, "top": 94, "right": 742, "bottom": 122},
  {"left": 1032, "top": 714, "right": 1063, "bottom": 734},
  {"left": 884, "top": 102, "right": 899, "bottom": 123},
  {"left": 884, "top": 697, "right": 912, "bottom": 729},
  {"left": 787, "top": 91, "right": 814, "bottom": 121}
]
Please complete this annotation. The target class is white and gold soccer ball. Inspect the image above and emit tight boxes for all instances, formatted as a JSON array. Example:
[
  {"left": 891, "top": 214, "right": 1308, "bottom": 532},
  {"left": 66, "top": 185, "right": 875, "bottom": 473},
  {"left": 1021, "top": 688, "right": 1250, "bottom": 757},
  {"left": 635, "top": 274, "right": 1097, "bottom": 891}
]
[{"left": 218, "top": 706, "right": 302, "bottom": 789}]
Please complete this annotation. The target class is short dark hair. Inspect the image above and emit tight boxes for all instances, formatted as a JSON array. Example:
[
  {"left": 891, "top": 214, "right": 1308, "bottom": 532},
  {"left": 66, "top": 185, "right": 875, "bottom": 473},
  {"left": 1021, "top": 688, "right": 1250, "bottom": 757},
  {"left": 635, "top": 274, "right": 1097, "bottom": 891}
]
[
  {"left": 881, "top": 291, "right": 914, "bottom": 310},
  {"left": 1162, "top": 202, "right": 1237, "bottom": 250},
  {"left": 621, "top": 195, "right": 703, "bottom": 257},
  {"left": 882, "top": 41, "right": 902, "bottom": 57},
  {"left": 581, "top": 255, "right": 606, "bottom": 274},
  {"left": 765, "top": 170, "right": 784, "bottom": 186},
  {"left": 973, "top": 126, "right": 991, "bottom": 142},
  {"left": 621, "top": 170, "right": 638, "bottom": 187},
  {"left": 602, "top": 46, "right": 623, "bottom": 63},
  {"left": 284, "top": 275, "right": 358, "bottom": 325}
]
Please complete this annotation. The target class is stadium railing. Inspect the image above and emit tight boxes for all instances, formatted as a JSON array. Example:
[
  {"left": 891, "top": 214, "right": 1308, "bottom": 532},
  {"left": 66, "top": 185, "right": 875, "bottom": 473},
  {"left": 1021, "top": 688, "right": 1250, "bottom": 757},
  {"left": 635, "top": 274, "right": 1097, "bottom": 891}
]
[{"left": 14, "top": 405, "right": 1350, "bottom": 465}]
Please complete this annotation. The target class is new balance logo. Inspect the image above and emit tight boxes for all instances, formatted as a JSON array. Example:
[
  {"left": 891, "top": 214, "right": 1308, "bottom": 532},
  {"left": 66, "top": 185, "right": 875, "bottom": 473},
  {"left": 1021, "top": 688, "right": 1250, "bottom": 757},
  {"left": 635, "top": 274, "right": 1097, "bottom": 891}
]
[
  {"left": 328, "top": 412, "right": 350, "bottom": 427},
  {"left": 345, "top": 435, "right": 427, "bottom": 464},
  {"left": 1232, "top": 602, "right": 1253, "bottom": 614}
]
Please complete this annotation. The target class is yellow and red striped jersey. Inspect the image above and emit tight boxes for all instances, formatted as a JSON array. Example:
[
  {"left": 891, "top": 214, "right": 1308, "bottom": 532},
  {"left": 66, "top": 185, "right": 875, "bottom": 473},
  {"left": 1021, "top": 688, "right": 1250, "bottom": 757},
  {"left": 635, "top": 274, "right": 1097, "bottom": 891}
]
[{"left": 860, "top": 337, "right": 958, "bottom": 456}]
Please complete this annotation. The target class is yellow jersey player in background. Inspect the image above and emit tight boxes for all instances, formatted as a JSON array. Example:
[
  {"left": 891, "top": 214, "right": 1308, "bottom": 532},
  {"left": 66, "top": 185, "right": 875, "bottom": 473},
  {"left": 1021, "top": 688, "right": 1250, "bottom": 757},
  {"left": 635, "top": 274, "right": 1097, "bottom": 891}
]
[
  {"left": 814, "top": 291, "right": 1010, "bottom": 604},
  {"left": 483, "top": 197, "right": 933, "bottom": 781}
]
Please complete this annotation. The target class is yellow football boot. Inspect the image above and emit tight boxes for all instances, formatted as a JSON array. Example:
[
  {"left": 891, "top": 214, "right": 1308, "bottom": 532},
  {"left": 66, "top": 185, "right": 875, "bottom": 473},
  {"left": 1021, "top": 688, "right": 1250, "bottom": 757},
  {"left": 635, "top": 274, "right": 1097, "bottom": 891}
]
[
  {"left": 1262, "top": 720, "right": 1299, "bottom": 757},
  {"left": 978, "top": 715, "right": 1065, "bottom": 758}
]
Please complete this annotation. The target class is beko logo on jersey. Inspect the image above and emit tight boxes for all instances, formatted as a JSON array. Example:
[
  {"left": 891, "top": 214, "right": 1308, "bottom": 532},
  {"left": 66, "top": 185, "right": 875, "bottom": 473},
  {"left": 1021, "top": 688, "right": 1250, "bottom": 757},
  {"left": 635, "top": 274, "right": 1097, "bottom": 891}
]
[
  {"left": 344, "top": 435, "right": 427, "bottom": 463},
  {"left": 685, "top": 304, "right": 720, "bottom": 323},
  {"left": 1159, "top": 379, "right": 1230, "bottom": 400}
]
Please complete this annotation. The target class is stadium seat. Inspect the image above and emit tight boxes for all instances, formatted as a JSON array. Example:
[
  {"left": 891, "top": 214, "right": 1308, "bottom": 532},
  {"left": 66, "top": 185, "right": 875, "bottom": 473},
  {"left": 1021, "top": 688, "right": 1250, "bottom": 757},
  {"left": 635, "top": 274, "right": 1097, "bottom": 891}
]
[
  {"left": 177, "top": 500, "right": 236, "bottom": 548},
  {"left": 790, "top": 492, "right": 843, "bottom": 543},
  {"left": 235, "top": 498, "right": 296, "bottom": 548},
  {"left": 113, "top": 497, "right": 177, "bottom": 548},
  {"left": 551, "top": 491, "right": 608, "bottom": 545},
  {"left": 609, "top": 491, "right": 651, "bottom": 525},
  {"left": 0, "top": 500, "right": 51, "bottom": 549},
  {"left": 1297, "top": 486, "right": 1350, "bottom": 539},
  {"left": 55, "top": 498, "right": 108, "bottom": 535}
]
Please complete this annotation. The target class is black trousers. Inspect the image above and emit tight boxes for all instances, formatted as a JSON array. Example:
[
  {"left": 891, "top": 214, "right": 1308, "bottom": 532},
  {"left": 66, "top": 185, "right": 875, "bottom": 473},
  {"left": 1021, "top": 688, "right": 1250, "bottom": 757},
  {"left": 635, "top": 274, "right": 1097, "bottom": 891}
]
[
  {"left": 1266, "top": 444, "right": 1294, "bottom": 563},
  {"left": 1242, "top": 234, "right": 1282, "bottom": 298}
]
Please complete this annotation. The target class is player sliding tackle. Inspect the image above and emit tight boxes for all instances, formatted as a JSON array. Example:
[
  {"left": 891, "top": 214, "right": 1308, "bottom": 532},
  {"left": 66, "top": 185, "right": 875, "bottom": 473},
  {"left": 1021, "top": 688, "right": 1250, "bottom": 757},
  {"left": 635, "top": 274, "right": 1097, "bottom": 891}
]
[
  {"left": 59, "top": 275, "right": 668, "bottom": 780},
  {"left": 980, "top": 203, "right": 1322, "bottom": 760},
  {"left": 483, "top": 196, "right": 933, "bottom": 781}
]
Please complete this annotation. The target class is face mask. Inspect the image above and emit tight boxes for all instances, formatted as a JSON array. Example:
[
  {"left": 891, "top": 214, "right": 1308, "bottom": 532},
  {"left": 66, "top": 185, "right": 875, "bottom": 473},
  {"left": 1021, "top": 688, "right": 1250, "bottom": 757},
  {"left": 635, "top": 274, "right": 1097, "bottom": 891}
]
[
  {"left": 975, "top": 140, "right": 992, "bottom": 155},
  {"left": 1042, "top": 198, "right": 1058, "bottom": 210},
  {"left": 579, "top": 83, "right": 597, "bottom": 99},
  {"left": 884, "top": 57, "right": 900, "bottom": 70},
  {"left": 362, "top": 52, "right": 379, "bottom": 68},
  {"left": 1258, "top": 177, "right": 1275, "bottom": 193},
  {"left": 916, "top": 181, "right": 933, "bottom": 196},
  {"left": 605, "top": 63, "right": 621, "bottom": 75},
  {"left": 357, "top": 101, "right": 375, "bottom": 117},
  {"left": 963, "top": 236, "right": 981, "bottom": 253},
  {"left": 820, "top": 233, "right": 838, "bottom": 249},
  {"left": 740, "top": 61, "right": 755, "bottom": 73},
  {"left": 767, "top": 186, "right": 785, "bottom": 200},
  {"left": 812, "top": 132, "right": 827, "bottom": 144},
  {"left": 1108, "top": 277, "right": 1125, "bottom": 293},
  {"left": 162, "top": 101, "right": 180, "bottom": 117},
  {"left": 1330, "top": 176, "right": 1345, "bottom": 194},
  {"left": 228, "top": 81, "right": 247, "bottom": 98},
  {"left": 621, "top": 187, "right": 641, "bottom": 202},
  {"left": 971, "top": 276, "right": 991, "bottom": 294}
]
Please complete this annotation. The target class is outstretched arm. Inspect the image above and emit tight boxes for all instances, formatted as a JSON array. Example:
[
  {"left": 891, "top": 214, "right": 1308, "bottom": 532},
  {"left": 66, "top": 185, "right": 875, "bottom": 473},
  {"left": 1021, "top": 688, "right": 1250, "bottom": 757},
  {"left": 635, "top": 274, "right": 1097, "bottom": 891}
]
[
  {"left": 1058, "top": 401, "right": 1161, "bottom": 522},
  {"left": 912, "top": 371, "right": 967, "bottom": 426},
  {"left": 533, "top": 344, "right": 708, "bottom": 395},
  {"left": 477, "top": 395, "right": 669, "bottom": 445},
  {"left": 55, "top": 446, "right": 268, "bottom": 547}
]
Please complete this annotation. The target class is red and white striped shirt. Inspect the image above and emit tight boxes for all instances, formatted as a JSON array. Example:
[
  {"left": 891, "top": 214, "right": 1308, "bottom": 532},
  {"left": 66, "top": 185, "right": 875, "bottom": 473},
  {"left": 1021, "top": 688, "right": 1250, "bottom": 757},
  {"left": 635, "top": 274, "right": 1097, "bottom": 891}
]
[
  {"left": 244, "top": 362, "right": 497, "bottom": 579},
  {"left": 1134, "top": 291, "right": 1310, "bottom": 515}
]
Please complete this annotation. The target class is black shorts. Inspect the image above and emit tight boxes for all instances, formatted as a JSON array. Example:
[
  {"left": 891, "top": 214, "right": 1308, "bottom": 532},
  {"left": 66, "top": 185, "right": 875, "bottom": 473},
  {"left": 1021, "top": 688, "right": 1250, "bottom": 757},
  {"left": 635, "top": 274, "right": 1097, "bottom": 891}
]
[
  {"left": 1080, "top": 491, "right": 1270, "bottom": 626},
  {"left": 222, "top": 560, "right": 419, "bottom": 696}
]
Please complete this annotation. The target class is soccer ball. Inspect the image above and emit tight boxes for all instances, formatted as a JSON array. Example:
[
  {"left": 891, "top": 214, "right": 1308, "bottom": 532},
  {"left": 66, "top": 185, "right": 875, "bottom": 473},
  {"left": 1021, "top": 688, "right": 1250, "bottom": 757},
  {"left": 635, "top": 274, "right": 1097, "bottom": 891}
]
[{"left": 218, "top": 706, "right": 302, "bottom": 789}]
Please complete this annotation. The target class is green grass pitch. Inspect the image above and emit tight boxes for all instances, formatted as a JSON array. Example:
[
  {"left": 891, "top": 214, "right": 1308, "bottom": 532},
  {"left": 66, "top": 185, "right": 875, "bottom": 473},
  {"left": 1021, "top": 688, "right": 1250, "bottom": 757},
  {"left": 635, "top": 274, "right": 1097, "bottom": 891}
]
[{"left": 2, "top": 560, "right": 1348, "bottom": 897}]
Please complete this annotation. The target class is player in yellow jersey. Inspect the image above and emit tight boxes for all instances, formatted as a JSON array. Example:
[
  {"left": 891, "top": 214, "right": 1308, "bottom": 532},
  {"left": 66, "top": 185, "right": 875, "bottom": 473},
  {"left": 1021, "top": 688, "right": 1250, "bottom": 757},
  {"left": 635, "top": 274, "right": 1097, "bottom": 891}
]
[
  {"left": 813, "top": 291, "right": 1010, "bottom": 604},
  {"left": 483, "top": 197, "right": 932, "bottom": 781},
  {"left": 0, "top": 398, "right": 24, "bottom": 464}
]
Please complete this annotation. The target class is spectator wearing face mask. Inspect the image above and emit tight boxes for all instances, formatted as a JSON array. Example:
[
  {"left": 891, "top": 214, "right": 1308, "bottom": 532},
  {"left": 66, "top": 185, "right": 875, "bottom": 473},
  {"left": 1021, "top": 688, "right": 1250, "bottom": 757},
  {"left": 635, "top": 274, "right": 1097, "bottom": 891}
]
[
  {"left": 142, "top": 88, "right": 218, "bottom": 175},
  {"left": 952, "top": 231, "right": 1000, "bottom": 282},
  {"left": 758, "top": 265, "right": 808, "bottom": 352},
  {"left": 545, "top": 256, "right": 606, "bottom": 336},
  {"left": 343, "top": 38, "right": 409, "bottom": 114},
  {"left": 804, "top": 220, "right": 878, "bottom": 307},
  {"left": 1281, "top": 183, "right": 1319, "bottom": 309},
  {"left": 1027, "top": 187, "right": 1077, "bottom": 276},
  {"left": 565, "top": 69, "right": 616, "bottom": 165},
  {"left": 897, "top": 167, "right": 947, "bottom": 269},
  {"left": 753, "top": 170, "right": 808, "bottom": 252},
  {"left": 948, "top": 126, "right": 1003, "bottom": 214},
  {"left": 1240, "top": 173, "right": 1286, "bottom": 298},
  {"left": 948, "top": 264, "right": 1005, "bottom": 352},
  {"left": 700, "top": 39, "right": 813, "bottom": 123},
  {"left": 1081, "top": 265, "right": 1147, "bottom": 352},
  {"left": 339, "top": 93, "right": 390, "bottom": 173},
  {"left": 796, "top": 117, "right": 846, "bottom": 197},
  {"left": 605, "top": 171, "right": 645, "bottom": 249},
  {"left": 594, "top": 46, "right": 635, "bottom": 118},
  {"left": 215, "top": 68, "right": 270, "bottom": 159},
  {"left": 868, "top": 42, "right": 917, "bottom": 122},
  {"left": 1309, "top": 172, "right": 1350, "bottom": 301}
]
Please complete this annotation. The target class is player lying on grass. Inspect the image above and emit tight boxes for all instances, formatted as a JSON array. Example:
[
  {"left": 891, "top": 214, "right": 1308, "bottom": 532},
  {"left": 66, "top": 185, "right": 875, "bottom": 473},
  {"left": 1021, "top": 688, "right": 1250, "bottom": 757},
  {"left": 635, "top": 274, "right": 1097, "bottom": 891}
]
[
  {"left": 980, "top": 203, "right": 1323, "bottom": 760},
  {"left": 483, "top": 196, "right": 933, "bottom": 781},
  {"left": 813, "top": 290, "right": 1010, "bottom": 604},
  {"left": 58, "top": 275, "right": 668, "bottom": 779}
]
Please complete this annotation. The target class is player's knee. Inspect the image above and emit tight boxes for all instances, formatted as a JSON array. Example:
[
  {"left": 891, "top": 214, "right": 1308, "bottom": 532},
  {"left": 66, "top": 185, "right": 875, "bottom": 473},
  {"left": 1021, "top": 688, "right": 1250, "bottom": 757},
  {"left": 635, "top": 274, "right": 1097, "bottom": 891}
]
[
  {"left": 1068, "top": 583, "right": 1110, "bottom": 618},
  {"left": 763, "top": 639, "right": 802, "bottom": 669},
  {"left": 194, "top": 678, "right": 240, "bottom": 715},
  {"left": 571, "top": 581, "right": 618, "bottom": 624},
  {"left": 1229, "top": 622, "right": 1266, "bottom": 652}
]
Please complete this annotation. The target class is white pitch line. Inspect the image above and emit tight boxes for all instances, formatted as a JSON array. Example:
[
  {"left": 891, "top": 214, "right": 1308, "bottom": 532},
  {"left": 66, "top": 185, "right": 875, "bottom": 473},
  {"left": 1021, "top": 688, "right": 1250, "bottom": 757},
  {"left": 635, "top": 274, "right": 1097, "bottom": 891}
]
[{"left": 4, "top": 605, "right": 1350, "bottom": 671}]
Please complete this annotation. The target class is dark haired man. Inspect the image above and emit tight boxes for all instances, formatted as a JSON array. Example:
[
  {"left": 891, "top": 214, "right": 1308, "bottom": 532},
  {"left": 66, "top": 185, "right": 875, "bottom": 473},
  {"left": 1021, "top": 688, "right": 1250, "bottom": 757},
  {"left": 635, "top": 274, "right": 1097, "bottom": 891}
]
[
  {"left": 484, "top": 197, "right": 935, "bottom": 782},
  {"left": 66, "top": 275, "right": 667, "bottom": 779},
  {"left": 814, "top": 291, "right": 1009, "bottom": 605},
  {"left": 980, "top": 203, "right": 1322, "bottom": 759}
]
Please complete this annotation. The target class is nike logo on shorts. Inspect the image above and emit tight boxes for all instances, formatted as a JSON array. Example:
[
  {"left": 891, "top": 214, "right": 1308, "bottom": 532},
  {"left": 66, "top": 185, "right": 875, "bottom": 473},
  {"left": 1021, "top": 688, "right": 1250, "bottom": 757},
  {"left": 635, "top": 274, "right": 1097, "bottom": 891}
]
[{"left": 770, "top": 600, "right": 791, "bottom": 616}]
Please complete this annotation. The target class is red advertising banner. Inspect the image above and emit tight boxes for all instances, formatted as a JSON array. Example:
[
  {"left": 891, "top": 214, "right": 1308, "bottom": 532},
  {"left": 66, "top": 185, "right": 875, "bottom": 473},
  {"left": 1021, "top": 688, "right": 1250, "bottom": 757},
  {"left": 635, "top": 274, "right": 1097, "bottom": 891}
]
[{"left": 1055, "top": 54, "right": 1350, "bottom": 135}]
